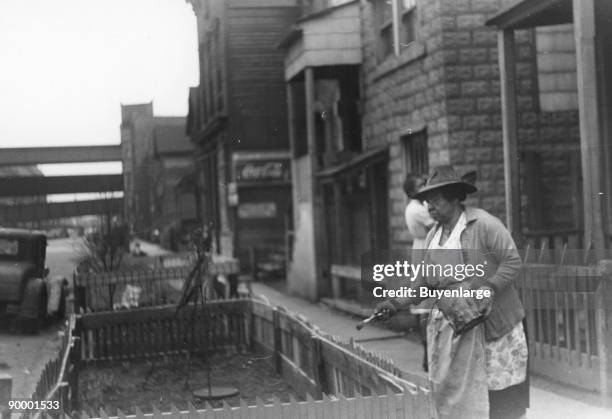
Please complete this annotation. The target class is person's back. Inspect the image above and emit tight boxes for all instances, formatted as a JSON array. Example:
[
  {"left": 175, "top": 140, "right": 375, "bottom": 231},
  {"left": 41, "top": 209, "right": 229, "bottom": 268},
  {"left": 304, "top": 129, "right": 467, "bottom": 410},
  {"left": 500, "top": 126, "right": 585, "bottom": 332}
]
[
  {"left": 403, "top": 174, "right": 434, "bottom": 247},
  {"left": 403, "top": 174, "right": 434, "bottom": 371}
]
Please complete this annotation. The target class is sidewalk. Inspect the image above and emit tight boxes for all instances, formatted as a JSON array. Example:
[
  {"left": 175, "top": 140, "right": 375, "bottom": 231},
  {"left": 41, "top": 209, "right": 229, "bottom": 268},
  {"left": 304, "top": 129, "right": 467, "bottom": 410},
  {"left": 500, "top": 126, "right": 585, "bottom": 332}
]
[{"left": 251, "top": 282, "right": 612, "bottom": 419}]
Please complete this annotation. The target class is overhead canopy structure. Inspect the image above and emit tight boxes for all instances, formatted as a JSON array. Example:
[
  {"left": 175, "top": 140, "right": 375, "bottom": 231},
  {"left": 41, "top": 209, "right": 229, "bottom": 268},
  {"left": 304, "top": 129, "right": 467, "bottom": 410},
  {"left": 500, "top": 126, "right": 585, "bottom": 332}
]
[
  {"left": 486, "top": 0, "right": 572, "bottom": 29},
  {"left": 0, "top": 198, "right": 124, "bottom": 223},
  {"left": 0, "top": 145, "right": 122, "bottom": 166},
  {"left": 0, "top": 174, "right": 123, "bottom": 197}
]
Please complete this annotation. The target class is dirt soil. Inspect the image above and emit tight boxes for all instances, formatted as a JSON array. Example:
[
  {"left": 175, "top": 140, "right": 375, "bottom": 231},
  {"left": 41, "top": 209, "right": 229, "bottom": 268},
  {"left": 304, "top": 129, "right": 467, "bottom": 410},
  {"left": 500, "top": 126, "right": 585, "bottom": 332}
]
[{"left": 78, "top": 353, "right": 299, "bottom": 415}]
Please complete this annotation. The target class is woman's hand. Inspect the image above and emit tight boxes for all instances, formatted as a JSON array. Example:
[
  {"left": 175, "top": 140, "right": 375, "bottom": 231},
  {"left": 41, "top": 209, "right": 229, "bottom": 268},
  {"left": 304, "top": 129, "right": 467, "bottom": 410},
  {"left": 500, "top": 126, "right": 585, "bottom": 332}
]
[
  {"left": 474, "top": 286, "right": 495, "bottom": 317},
  {"left": 374, "top": 299, "right": 398, "bottom": 320},
  {"left": 437, "top": 295, "right": 484, "bottom": 335}
]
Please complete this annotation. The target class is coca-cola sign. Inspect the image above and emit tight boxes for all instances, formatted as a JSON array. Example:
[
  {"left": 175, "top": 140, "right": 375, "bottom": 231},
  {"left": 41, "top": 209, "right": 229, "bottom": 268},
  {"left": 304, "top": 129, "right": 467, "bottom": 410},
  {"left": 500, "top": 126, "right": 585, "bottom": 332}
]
[{"left": 235, "top": 160, "right": 290, "bottom": 182}]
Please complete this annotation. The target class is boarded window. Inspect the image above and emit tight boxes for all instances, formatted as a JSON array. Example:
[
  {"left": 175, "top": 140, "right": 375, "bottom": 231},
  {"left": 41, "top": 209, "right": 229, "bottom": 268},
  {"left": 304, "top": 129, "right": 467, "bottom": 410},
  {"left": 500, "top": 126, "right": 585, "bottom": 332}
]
[
  {"left": 536, "top": 24, "right": 578, "bottom": 111},
  {"left": 401, "top": 129, "right": 428, "bottom": 176}
]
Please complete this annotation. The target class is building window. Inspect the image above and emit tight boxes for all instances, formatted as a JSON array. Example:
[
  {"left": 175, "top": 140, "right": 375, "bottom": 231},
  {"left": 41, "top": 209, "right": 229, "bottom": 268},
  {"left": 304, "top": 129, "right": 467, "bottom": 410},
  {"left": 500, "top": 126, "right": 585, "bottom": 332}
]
[
  {"left": 400, "top": 0, "right": 416, "bottom": 48},
  {"left": 401, "top": 129, "right": 428, "bottom": 176},
  {"left": 374, "top": 0, "right": 394, "bottom": 60},
  {"left": 535, "top": 24, "right": 578, "bottom": 112},
  {"left": 374, "top": 0, "right": 418, "bottom": 61}
]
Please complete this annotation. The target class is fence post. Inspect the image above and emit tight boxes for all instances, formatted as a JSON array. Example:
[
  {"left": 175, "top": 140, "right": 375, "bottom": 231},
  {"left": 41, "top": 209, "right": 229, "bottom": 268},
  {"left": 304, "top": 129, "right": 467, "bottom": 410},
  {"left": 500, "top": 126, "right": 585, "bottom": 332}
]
[
  {"left": 273, "top": 307, "right": 282, "bottom": 374},
  {"left": 597, "top": 259, "right": 612, "bottom": 406},
  {"left": 73, "top": 271, "right": 82, "bottom": 314},
  {"left": 311, "top": 335, "right": 327, "bottom": 398},
  {"left": 247, "top": 304, "right": 256, "bottom": 353},
  {"left": 70, "top": 319, "right": 82, "bottom": 413},
  {"left": 0, "top": 373, "right": 12, "bottom": 419}
]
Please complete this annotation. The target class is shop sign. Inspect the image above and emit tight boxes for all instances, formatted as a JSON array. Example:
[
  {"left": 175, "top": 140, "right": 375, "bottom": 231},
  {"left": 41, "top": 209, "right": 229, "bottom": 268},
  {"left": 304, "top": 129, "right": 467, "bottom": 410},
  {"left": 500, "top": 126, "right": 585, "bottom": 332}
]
[
  {"left": 238, "top": 202, "right": 277, "bottom": 219},
  {"left": 234, "top": 159, "right": 290, "bottom": 183}
]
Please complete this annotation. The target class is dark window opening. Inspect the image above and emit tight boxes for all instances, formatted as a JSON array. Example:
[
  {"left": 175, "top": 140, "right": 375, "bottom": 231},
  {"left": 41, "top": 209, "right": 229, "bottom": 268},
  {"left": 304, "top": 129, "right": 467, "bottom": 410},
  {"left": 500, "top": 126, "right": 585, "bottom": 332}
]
[{"left": 402, "top": 129, "right": 428, "bottom": 176}]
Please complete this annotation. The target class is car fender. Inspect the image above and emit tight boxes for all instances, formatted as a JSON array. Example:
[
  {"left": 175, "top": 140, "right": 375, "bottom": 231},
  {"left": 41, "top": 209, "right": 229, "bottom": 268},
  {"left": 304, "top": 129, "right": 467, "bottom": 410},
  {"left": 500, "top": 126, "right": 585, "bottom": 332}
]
[{"left": 19, "top": 278, "right": 47, "bottom": 319}]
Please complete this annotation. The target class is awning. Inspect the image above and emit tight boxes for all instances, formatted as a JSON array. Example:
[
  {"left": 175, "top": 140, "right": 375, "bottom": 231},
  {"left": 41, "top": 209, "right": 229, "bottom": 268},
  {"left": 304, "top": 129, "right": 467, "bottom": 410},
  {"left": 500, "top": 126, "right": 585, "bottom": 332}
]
[
  {"left": 486, "top": 0, "right": 572, "bottom": 29},
  {"left": 317, "top": 146, "right": 388, "bottom": 181}
]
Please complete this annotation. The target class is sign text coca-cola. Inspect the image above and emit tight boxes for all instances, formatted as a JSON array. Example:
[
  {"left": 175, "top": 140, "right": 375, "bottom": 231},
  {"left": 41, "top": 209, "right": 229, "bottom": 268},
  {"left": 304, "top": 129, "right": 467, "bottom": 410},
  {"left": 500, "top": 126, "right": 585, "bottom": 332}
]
[{"left": 235, "top": 160, "right": 290, "bottom": 182}]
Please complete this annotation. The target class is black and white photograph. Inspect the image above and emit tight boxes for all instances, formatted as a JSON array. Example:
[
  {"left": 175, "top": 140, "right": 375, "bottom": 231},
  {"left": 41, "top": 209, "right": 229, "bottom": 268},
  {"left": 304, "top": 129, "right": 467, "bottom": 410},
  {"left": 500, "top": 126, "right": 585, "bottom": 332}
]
[{"left": 1, "top": 0, "right": 612, "bottom": 418}]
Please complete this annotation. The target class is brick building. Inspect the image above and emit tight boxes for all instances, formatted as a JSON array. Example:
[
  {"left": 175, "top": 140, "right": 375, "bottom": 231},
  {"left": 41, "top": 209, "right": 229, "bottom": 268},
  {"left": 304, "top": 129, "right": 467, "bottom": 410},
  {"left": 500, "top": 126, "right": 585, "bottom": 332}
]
[
  {"left": 120, "top": 103, "right": 196, "bottom": 239},
  {"left": 150, "top": 124, "right": 198, "bottom": 250},
  {"left": 281, "top": 0, "right": 592, "bottom": 301}
]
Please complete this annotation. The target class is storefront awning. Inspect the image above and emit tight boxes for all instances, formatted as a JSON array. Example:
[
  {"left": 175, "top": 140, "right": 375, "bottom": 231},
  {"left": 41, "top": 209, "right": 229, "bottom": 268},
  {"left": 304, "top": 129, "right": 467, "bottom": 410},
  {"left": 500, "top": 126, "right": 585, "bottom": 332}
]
[
  {"left": 316, "top": 146, "right": 388, "bottom": 181},
  {"left": 486, "top": 0, "right": 572, "bottom": 29}
]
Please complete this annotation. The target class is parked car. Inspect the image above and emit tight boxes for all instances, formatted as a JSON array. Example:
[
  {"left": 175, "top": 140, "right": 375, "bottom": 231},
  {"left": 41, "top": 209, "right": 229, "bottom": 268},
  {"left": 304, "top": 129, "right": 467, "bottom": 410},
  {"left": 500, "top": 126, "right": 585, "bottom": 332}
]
[{"left": 0, "top": 228, "right": 66, "bottom": 332}]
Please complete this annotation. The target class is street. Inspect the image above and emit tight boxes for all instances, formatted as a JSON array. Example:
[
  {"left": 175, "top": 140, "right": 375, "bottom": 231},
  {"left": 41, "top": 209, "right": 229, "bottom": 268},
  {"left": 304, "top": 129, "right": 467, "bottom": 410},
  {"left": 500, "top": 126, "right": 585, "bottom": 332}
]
[{"left": 0, "top": 237, "right": 80, "bottom": 398}]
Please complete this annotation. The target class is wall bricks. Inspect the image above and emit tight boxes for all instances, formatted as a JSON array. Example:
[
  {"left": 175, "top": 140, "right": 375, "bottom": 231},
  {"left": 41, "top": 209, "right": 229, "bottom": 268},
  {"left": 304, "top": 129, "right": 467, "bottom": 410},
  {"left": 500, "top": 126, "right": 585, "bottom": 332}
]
[
  {"left": 445, "top": 65, "right": 474, "bottom": 80},
  {"left": 472, "top": 0, "right": 505, "bottom": 13},
  {"left": 477, "top": 97, "right": 501, "bottom": 112},
  {"left": 459, "top": 48, "right": 489, "bottom": 64},
  {"left": 443, "top": 0, "right": 470, "bottom": 14},
  {"left": 457, "top": 14, "right": 486, "bottom": 29},
  {"left": 461, "top": 80, "right": 490, "bottom": 96},
  {"left": 442, "top": 32, "right": 472, "bottom": 47},
  {"left": 464, "top": 115, "right": 491, "bottom": 129},
  {"left": 446, "top": 98, "right": 475, "bottom": 114},
  {"left": 473, "top": 29, "right": 498, "bottom": 46}
]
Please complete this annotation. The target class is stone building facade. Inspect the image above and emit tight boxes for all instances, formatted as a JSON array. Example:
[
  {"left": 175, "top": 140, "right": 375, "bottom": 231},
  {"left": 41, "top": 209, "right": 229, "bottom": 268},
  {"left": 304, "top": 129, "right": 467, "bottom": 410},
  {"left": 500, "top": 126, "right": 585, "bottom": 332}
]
[
  {"left": 360, "top": 0, "right": 581, "bottom": 250},
  {"left": 277, "top": 0, "right": 584, "bottom": 301}
]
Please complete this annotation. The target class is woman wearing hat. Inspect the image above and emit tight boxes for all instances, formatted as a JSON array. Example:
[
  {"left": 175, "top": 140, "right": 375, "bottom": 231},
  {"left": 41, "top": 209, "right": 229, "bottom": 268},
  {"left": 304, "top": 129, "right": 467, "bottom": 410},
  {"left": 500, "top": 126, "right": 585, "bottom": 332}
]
[{"left": 376, "top": 165, "right": 529, "bottom": 419}]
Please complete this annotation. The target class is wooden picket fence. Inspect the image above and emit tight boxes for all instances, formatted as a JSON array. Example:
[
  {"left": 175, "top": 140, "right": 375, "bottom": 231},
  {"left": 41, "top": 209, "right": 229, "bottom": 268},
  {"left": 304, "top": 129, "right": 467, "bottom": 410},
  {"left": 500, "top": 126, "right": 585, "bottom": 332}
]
[
  {"left": 73, "top": 256, "right": 240, "bottom": 312},
  {"left": 20, "top": 316, "right": 78, "bottom": 418},
  {"left": 84, "top": 391, "right": 431, "bottom": 419},
  {"left": 519, "top": 246, "right": 610, "bottom": 402},
  {"left": 77, "top": 300, "right": 250, "bottom": 362},
  {"left": 66, "top": 298, "right": 433, "bottom": 419}
]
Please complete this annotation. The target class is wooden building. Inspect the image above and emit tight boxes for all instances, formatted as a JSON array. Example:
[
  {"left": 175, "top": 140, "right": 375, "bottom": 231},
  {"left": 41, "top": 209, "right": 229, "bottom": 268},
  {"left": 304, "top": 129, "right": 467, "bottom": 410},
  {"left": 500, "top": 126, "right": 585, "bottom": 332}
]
[
  {"left": 186, "top": 0, "right": 297, "bottom": 270},
  {"left": 280, "top": 0, "right": 378, "bottom": 300}
]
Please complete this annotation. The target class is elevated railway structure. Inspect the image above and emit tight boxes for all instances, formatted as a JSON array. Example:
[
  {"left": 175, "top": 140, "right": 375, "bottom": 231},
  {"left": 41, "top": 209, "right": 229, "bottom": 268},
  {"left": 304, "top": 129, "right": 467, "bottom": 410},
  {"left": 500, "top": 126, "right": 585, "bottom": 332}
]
[{"left": 0, "top": 145, "right": 124, "bottom": 225}]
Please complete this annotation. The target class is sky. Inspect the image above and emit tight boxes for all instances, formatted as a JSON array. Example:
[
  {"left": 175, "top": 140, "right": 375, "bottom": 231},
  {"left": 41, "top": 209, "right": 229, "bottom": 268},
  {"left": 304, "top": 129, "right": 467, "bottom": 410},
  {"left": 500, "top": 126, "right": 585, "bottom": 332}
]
[{"left": 0, "top": 0, "right": 199, "bottom": 183}]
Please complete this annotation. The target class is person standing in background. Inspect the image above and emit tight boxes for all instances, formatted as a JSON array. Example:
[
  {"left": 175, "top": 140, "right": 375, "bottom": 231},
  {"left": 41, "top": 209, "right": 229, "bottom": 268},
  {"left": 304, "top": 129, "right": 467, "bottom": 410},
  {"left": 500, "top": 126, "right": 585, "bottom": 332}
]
[
  {"left": 404, "top": 174, "right": 435, "bottom": 250},
  {"left": 403, "top": 173, "right": 435, "bottom": 371}
]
